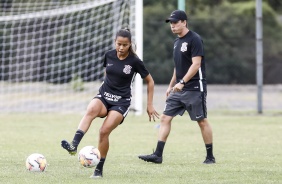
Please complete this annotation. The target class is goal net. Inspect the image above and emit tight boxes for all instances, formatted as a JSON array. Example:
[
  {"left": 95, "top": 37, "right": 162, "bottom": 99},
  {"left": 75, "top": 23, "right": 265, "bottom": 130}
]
[{"left": 0, "top": 0, "right": 137, "bottom": 113}]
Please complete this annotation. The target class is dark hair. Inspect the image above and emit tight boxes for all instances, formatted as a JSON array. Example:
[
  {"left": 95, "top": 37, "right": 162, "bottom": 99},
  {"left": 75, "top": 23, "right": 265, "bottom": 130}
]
[{"left": 116, "top": 28, "right": 137, "bottom": 56}]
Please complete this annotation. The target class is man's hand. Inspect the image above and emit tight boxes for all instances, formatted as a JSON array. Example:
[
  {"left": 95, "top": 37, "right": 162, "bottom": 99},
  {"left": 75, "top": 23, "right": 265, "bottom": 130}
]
[{"left": 172, "top": 82, "right": 184, "bottom": 92}]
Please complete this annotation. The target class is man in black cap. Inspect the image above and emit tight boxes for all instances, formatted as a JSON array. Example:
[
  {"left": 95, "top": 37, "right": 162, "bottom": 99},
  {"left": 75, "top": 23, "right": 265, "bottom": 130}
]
[{"left": 138, "top": 10, "right": 215, "bottom": 164}]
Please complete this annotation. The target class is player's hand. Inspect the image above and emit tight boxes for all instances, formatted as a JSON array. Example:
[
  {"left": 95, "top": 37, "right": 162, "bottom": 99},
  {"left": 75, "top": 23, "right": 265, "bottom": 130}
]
[
  {"left": 166, "top": 87, "right": 173, "bottom": 97},
  {"left": 172, "top": 83, "right": 184, "bottom": 92},
  {"left": 147, "top": 105, "right": 159, "bottom": 122}
]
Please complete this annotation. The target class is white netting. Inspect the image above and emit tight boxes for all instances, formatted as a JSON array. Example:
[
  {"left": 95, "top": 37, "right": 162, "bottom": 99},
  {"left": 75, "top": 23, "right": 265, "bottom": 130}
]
[{"left": 0, "top": 0, "right": 136, "bottom": 113}]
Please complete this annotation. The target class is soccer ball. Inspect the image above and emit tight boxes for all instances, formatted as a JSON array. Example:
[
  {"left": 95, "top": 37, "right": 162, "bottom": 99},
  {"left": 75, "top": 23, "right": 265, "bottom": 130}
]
[
  {"left": 78, "top": 146, "right": 101, "bottom": 168},
  {"left": 25, "top": 153, "right": 47, "bottom": 172}
]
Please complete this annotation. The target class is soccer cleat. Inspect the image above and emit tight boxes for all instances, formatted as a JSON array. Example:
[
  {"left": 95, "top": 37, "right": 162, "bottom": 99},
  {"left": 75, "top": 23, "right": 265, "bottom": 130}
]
[
  {"left": 61, "top": 140, "right": 77, "bottom": 156},
  {"left": 138, "top": 153, "right": 163, "bottom": 164},
  {"left": 90, "top": 169, "right": 103, "bottom": 179},
  {"left": 203, "top": 157, "right": 216, "bottom": 164}
]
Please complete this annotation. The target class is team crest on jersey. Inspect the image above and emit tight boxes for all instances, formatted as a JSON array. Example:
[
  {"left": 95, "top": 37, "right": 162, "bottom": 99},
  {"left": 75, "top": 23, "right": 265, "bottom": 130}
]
[
  {"left": 123, "top": 65, "right": 132, "bottom": 74},
  {"left": 181, "top": 42, "right": 188, "bottom": 52}
]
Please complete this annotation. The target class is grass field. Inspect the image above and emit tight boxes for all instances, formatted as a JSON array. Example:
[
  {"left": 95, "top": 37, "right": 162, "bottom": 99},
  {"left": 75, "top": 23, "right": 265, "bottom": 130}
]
[{"left": 0, "top": 112, "right": 281, "bottom": 184}]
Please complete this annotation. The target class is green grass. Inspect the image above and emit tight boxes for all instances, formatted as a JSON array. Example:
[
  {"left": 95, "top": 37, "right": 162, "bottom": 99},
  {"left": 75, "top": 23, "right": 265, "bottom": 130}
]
[{"left": 0, "top": 112, "right": 281, "bottom": 184}]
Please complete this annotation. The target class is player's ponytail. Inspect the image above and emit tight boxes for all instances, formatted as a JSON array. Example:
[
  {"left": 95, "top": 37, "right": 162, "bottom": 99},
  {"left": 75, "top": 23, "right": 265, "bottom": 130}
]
[{"left": 115, "top": 28, "right": 138, "bottom": 57}]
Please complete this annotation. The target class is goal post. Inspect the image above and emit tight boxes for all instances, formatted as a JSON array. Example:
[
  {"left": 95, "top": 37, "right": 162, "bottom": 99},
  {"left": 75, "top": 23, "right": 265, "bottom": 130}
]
[
  {"left": 134, "top": 0, "right": 143, "bottom": 115},
  {"left": 0, "top": 0, "right": 143, "bottom": 113}
]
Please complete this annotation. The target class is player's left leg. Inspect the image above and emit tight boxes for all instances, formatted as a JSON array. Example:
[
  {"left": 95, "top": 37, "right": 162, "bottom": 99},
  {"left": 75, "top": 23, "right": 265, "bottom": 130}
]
[
  {"left": 138, "top": 114, "right": 173, "bottom": 164},
  {"left": 90, "top": 110, "right": 123, "bottom": 178},
  {"left": 197, "top": 118, "right": 215, "bottom": 164},
  {"left": 186, "top": 91, "right": 215, "bottom": 164},
  {"left": 61, "top": 98, "right": 107, "bottom": 155},
  {"left": 139, "top": 91, "right": 183, "bottom": 164}
]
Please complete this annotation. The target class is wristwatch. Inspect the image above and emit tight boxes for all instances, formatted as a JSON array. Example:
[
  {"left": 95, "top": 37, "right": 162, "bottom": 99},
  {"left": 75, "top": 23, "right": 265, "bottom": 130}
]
[{"left": 179, "top": 79, "right": 186, "bottom": 85}]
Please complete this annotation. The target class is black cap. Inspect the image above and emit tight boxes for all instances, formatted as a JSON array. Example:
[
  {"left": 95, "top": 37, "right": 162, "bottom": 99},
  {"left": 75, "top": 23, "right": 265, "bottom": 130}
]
[{"left": 165, "top": 10, "right": 187, "bottom": 23}]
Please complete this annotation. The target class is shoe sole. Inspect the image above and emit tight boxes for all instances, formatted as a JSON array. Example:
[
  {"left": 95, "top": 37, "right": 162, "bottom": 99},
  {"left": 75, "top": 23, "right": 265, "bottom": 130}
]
[
  {"left": 138, "top": 156, "right": 162, "bottom": 164},
  {"left": 203, "top": 162, "right": 216, "bottom": 164},
  {"left": 90, "top": 175, "right": 103, "bottom": 179}
]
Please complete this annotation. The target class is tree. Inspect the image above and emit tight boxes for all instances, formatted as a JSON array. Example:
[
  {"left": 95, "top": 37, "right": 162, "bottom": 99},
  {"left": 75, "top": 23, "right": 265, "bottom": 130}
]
[
  {"left": 143, "top": 0, "right": 282, "bottom": 84},
  {"left": 143, "top": 1, "right": 176, "bottom": 84}
]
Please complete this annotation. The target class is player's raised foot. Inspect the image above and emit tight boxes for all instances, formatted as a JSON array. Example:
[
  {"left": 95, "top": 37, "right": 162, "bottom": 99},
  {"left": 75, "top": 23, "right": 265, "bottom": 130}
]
[
  {"left": 61, "top": 140, "right": 77, "bottom": 156},
  {"left": 138, "top": 153, "right": 162, "bottom": 164},
  {"left": 90, "top": 169, "right": 103, "bottom": 179},
  {"left": 203, "top": 157, "right": 216, "bottom": 164}
]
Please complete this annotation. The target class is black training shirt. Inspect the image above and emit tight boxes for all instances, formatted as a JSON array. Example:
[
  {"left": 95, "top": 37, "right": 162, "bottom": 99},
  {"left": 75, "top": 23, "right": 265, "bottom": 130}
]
[
  {"left": 99, "top": 49, "right": 149, "bottom": 104},
  {"left": 173, "top": 30, "right": 207, "bottom": 92}
]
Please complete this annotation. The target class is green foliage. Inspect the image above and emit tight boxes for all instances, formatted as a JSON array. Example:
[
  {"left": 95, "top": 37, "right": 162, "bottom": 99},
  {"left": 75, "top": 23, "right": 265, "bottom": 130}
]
[
  {"left": 267, "top": 0, "right": 282, "bottom": 13},
  {"left": 144, "top": 0, "right": 282, "bottom": 84},
  {"left": 190, "top": 2, "right": 256, "bottom": 84},
  {"left": 227, "top": 0, "right": 282, "bottom": 13},
  {"left": 143, "top": 2, "right": 176, "bottom": 84},
  {"left": 230, "top": 1, "right": 282, "bottom": 84},
  {"left": 0, "top": 113, "right": 282, "bottom": 183},
  {"left": 143, "top": 0, "right": 176, "bottom": 7},
  {"left": 70, "top": 74, "right": 84, "bottom": 92}
]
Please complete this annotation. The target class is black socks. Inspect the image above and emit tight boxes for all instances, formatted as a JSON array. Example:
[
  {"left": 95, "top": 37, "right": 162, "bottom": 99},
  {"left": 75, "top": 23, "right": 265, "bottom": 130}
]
[
  {"left": 154, "top": 141, "right": 165, "bottom": 157},
  {"left": 154, "top": 141, "right": 213, "bottom": 159},
  {"left": 95, "top": 158, "right": 106, "bottom": 172},
  {"left": 205, "top": 143, "right": 214, "bottom": 158},
  {"left": 71, "top": 129, "right": 85, "bottom": 148}
]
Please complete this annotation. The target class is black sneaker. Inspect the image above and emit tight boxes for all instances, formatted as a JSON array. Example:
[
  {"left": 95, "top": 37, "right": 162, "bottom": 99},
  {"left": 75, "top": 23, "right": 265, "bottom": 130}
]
[
  {"left": 90, "top": 169, "right": 103, "bottom": 179},
  {"left": 61, "top": 140, "right": 77, "bottom": 156},
  {"left": 203, "top": 157, "right": 216, "bottom": 164},
  {"left": 138, "top": 153, "right": 162, "bottom": 164}
]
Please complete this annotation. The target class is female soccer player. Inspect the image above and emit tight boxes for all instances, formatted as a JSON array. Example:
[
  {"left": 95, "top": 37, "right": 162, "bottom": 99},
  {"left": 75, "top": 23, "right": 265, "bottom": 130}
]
[{"left": 61, "top": 29, "right": 159, "bottom": 178}]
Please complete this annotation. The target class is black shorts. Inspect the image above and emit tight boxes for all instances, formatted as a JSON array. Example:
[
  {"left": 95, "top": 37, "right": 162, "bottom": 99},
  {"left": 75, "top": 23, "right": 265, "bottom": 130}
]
[
  {"left": 94, "top": 94, "right": 130, "bottom": 124},
  {"left": 163, "top": 90, "right": 207, "bottom": 121}
]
